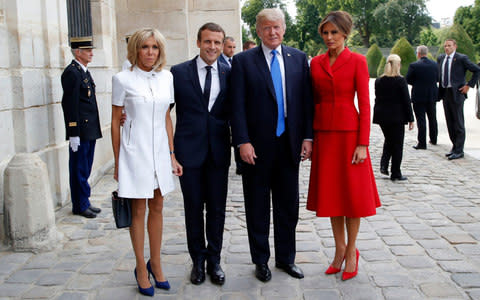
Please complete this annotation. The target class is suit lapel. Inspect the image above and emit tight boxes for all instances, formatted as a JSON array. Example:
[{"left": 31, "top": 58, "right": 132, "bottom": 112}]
[
  {"left": 319, "top": 52, "right": 333, "bottom": 78},
  {"left": 253, "top": 46, "right": 276, "bottom": 100},
  {"left": 332, "top": 47, "right": 352, "bottom": 73},
  {"left": 282, "top": 45, "right": 292, "bottom": 108},
  {"left": 188, "top": 57, "right": 206, "bottom": 108}
]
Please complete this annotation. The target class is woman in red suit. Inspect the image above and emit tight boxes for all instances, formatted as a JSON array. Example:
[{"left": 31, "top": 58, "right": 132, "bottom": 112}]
[{"left": 307, "top": 11, "right": 381, "bottom": 281}]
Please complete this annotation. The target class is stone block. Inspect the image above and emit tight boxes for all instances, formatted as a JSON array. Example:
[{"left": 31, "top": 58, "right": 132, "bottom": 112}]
[
  {"left": 21, "top": 69, "right": 47, "bottom": 107},
  {"left": 0, "top": 26, "right": 9, "bottom": 68},
  {"left": 0, "top": 111, "right": 15, "bottom": 159},
  {"left": 12, "top": 107, "right": 50, "bottom": 152},
  {"left": 4, "top": 153, "right": 59, "bottom": 250},
  {"left": 0, "top": 70, "right": 13, "bottom": 109},
  {"left": 420, "top": 282, "right": 464, "bottom": 297},
  {"left": 189, "top": 0, "right": 238, "bottom": 11}
]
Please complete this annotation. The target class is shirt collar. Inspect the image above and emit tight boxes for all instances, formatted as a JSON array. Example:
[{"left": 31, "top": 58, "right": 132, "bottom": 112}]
[
  {"left": 197, "top": 56, "right": 218, "bottom": 71},
  {"left": 447, "top": 51, "right": 456, "bottom": 59},
  {"left": 74, "top": 59, "right": 88, "bottom": 72},
  {"left": 133, "top": 65, "right": 156, "bottom": 78},
  {"left": 261, "top": 43, "right": 282, "bottom": 57}
]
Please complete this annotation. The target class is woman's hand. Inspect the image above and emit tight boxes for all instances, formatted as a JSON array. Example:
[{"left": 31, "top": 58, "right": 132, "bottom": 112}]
[
  {"left": 352, "top": 145, "right": 367, "bottom": 164},
  {"left": 408, "top": 122, "right": 414, "bottom": 131},
  {"left": 171, "top": 155, "right": 183, "bottom": 176}
]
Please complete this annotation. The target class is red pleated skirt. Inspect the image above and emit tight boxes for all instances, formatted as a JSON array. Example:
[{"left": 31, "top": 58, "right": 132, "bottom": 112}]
[{"left": 307, "top": 131, "right": 381, "bottom": 217}]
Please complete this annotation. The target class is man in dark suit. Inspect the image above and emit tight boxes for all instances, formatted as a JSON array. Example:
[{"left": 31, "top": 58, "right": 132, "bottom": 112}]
[
  {"left": 406, "top": 45, "right": 439, "bottom": 150},
  {"left": 61, "top": 36, "right": 102, "bottom": 219},
  {"left": 230, "top": 8, "right": 313, "bottom": 282},
  {"left": 437, "top": 39, "right": 480, "bottom": 160},
  {"left": 218, "top": 36, "right": 235, "bottom": 68},
  {"left": 170, "top": 23, "right": 230, "bottom": 286}
]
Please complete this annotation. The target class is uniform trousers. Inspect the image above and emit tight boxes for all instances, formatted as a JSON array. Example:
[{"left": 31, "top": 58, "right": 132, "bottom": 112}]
[{"left": 69, "top": 139, "right": 96, "bottom": 214}]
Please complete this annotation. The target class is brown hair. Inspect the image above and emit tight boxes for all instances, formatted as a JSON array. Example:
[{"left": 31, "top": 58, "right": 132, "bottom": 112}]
[
  {"left": 127, "top": 28, "right": 167, "bottom": 72},
  {"left": 445, "top": 39, "right": 457, "bottom": 45},
  {"left": 318, "top": 11, "right": 353, "bottom": 38},
  {"left": 197, "top": 23, "right": 225, "bottom": 42}
]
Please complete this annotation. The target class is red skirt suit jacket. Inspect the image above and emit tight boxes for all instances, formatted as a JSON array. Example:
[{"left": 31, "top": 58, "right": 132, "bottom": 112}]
[{"left": 307, "top": 48, "right": 380, "bottom": 217}]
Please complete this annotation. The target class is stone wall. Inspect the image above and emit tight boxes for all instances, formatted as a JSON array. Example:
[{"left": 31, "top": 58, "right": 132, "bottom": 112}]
[{"left": 0, "top": 0, "right": 241, "bottom": 244}]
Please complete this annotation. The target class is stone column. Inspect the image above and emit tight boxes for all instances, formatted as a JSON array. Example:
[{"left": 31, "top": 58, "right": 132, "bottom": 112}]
[{"left": 4, "top": 153, "right": 60, "bottom": 251}]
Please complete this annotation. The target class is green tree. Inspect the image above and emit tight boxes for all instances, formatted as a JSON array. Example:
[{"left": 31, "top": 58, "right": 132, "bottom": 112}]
[
  {"left": 390, "top": 37, "right": 416, "bottom": 76},
  {"left": 419, "top": 27, "right": 438, "bottom": 46},
  {"left": 454, "top": 0, "right": 480, "bottom": 55},
  {"left": 242, "top": 0, "right": 297, "bottom": 45},
  {"left": 373, "top": 0, "right": 431, "bottom": 45},
  {"left": 366, "top": 44, "right": 383, "bottom": 78}
]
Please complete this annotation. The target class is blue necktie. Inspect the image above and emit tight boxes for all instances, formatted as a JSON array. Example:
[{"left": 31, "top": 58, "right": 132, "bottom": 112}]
[
  {"left": 443, "top": 56, "right": 450, "bottom": 88},
  {"left": 270, "top": 49, "right": 285, "bottom": 136},
  {"left": 203, "top": 66, "right": 212, "bottom": 106}
]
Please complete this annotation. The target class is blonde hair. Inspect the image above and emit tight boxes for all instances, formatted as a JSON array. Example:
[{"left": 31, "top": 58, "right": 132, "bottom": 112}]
[
  {"left": 127, "top": 28, "right": 167, "bottom": 72},
  {"left": 382, "top": 54, "right": 402, "bottom": 77},
  {"left": 256, "top": 8, "right": 286, "bottom": 30}
]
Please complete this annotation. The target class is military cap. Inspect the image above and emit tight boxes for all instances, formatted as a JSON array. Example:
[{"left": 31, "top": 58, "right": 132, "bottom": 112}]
[{"left": 70, "top": 36, "right": 94, "bottom": 49}]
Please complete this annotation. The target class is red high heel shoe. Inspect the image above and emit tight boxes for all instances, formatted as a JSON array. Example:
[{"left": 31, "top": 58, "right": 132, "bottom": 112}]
[
  {"left": 342, "top": 249, "right": 359, "bottom": 281},
  {"left": 325, "top": 257, "right": 345, "bottom": 275}
]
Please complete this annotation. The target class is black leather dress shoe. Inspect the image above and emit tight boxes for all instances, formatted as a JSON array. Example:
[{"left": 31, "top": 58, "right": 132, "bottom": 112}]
[
  {"left": 207, "top": 263, "right": 225, "bottom": 285},
  {"left": 89, "top": 206, "right": 101, "bottom": 214},
  {"left": 190, "top": 262, "right": 205, "bottom": 285},
  {"left": 380, "top": 166, "right": 389, "bottom": 176},
  {"left": 275, "top": 263, "right": 304, "bottom": 279},
  {"left": 445, "top": 152, "right": 454, "bottom": 157},
  {"left": 448, "top": 152, "right": 464, "bottom": 160},
  {"left": 429, "top": 140, "right": 437, "bottom": 145},
  {"left": 255, "top": 264, "right": 271, "bottom": 282},
  {"left": 413, "top": 144, "right": 427, "bottom": 150},
  {"left": 391, "top": 175, "right": 407, "bottom": 181},
  {"left": 74, "top": 208, "right": 96, "bottom": 218}
]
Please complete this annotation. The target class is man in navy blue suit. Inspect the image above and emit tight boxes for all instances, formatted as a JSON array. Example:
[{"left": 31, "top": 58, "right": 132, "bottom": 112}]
[
  {"left": 218, "top": 36, "right": 235, "bottom": 68},
  {"left": 437, "top": 39, "right": 480, "bottom": 160},
  {"left": 406, "top": 45, "right": 439, "bottom": 150},
  {"left": 230, "top": 8, "right": 313, "bottom": 282},
  {"left": 171, "top": 23, "right": 231, "bottom": 286}
]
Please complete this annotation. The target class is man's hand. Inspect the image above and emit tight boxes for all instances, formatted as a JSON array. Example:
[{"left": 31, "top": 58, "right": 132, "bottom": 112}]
[
  {"left": 300, "top": 140, "right": 313, "bottom": 161},
  {"left": 459, "top": 85, "right": 470, "bottom": 94},
  {"left": 239, "top": 143, "right": 257, "bottom": 165},
  {"left": 70, "top": 136, "right": 80, "bottom": 152}
]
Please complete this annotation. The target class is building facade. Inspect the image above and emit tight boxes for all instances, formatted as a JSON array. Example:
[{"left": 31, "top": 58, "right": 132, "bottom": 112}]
[{"left": 0, "top": 0, "right": 241, "bottom": 243}]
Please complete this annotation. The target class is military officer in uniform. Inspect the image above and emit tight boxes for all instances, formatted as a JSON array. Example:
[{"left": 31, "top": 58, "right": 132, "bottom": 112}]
[{"left": 61, "top": 36, "right": 103, "bottom": 218}]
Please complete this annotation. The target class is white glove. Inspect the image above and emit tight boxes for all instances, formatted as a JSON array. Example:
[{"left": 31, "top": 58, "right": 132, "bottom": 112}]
[{"left": 70, "top": 136, "right": 80, "bottom": 152}]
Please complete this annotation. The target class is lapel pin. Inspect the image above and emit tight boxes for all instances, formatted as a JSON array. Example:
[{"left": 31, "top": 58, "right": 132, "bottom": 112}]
[{"left": 287, "top": 53, "right": 291, "bottom": 57}]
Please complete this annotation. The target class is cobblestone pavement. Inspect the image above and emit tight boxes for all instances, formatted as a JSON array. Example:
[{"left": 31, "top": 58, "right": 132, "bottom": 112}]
[{"left": 1, "top": 123, "right": 480, "bottom": 300}]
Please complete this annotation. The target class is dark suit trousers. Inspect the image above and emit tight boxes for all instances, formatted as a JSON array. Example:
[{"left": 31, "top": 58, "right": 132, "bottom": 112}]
[
  {"left": 443, "top": 88, "right": 465, "bottom": 153},
  {"left": 413, "top": 101, "right": 438, "bottom": 146},
  {"left": 179, "top": 155, "right": 229, "bottom": 265},
  {"left": 380, "top": 124, "right": 405, "bottom": 178},
  {"left": 69, "top": 139, "right": 95, "bottom": 214},
  {"left": 242, "top": 133, "right": 299, "bottom": 265}
]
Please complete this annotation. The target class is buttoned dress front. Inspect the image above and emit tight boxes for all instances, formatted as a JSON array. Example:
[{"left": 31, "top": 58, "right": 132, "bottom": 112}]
[{"left": 112, "top": 66, "right": 175, "bottom": 199}]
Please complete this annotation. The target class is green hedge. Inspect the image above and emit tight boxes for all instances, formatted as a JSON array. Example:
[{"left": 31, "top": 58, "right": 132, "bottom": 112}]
[
  {"left": 377, "top": 56, "right": 386, "bottom": 77},
  {"left": 366, "top": 44, "right": 383, "bottom": 78},
  {"left": 390, "top": 37, "right": 416, "bottom": 76}
]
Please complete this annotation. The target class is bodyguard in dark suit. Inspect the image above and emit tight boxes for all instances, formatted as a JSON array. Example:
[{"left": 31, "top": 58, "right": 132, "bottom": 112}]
[
  {"left": 170, "top": 23, "right": 230, "bottom": 286},
  {"left": 406, "top": 45, "right": 439, "bottom": 149},
  {"left": 230, "top": 8, "right": 313, "bottom": 282},
  {"left": 61, "top": 36, "right": 102, "bottom": 219},
  {"left": 437, "top": 39, "right": 480, "bottom": 160}
]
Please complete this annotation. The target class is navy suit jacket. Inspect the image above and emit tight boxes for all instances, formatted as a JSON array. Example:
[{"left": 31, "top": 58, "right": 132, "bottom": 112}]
[
  {"left": 218, "top": 54, "right": 231, "bottom": 68},
  {"left": 230, "top": 45, "right": 313, "bottom": 165},
  {"left": 437, "top": 52, "right": 480, "bottom": 103},
  {"left": 406, "top": 57, "right": 439, "bottom": 103},
  {"left": 171, "top": 57, "right": 231, "bottom": 168}
]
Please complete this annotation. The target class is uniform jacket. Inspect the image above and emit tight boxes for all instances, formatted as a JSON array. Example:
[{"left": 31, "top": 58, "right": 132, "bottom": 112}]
[
  {"left": 170, "top": 56, "right": 231, "bottom": 169},
  {"left": 373, "top": 76, "right": 414, "bottom": 125},
  {"left": 437, "top": 52, "right": 480, "bottom": 103},
  {"left": 310, "top": 48, "right": 370, "bottom": 145},
  {"left": 406, "top": 57, "right": 439, "bottom": 103},
  {"left": 61, "top": 60, "right": 102, "bottom": 141},
  {"left": 230, "top": 45, "right": 313, "bottom": 165}
]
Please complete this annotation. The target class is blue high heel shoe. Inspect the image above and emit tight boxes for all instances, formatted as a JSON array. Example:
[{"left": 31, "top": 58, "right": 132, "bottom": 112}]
[
  {"left": 147, "top": 260, "right": 170, "bottom": 290},
  {"left": 134, "top": 268, "right": 154, "bottom": 296}
]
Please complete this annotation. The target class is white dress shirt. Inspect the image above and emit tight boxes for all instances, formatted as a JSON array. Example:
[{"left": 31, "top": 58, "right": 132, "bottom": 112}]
[
  {"left": 261, "top": 43, "right": 287, "bottom": 116},
  {"left": 74, "top": 59, "right": 88, "bottom": 72},
  {"left": 442, "top": 51, "right": 455, "bottom": 88},
  {"left": 196, "top": 56, "right": 220, "bottom": 112}
]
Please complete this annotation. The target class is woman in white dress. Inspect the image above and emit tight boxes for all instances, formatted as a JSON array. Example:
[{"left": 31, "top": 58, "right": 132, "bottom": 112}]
[{"left": 111, "top": 28, "right": 182, "bottom": 297}]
